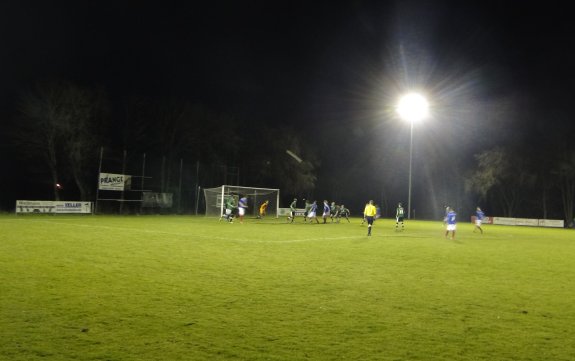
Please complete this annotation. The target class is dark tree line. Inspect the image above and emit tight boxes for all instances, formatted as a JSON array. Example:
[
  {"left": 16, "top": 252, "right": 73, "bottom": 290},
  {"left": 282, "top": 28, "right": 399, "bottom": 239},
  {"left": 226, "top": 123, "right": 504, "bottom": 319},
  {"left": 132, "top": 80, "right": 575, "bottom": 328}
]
[
  {"left": 10, "top": 80, "right": 108, "bottom": 201},
  {"left": 7, "top": 80, "right": 317, "bottom": 207},
  {"left": 5, "top": 79, "right": 575, "bottom": 223},
  {"left": 465, "top": 143, "right": 575, "bottom": 224}
]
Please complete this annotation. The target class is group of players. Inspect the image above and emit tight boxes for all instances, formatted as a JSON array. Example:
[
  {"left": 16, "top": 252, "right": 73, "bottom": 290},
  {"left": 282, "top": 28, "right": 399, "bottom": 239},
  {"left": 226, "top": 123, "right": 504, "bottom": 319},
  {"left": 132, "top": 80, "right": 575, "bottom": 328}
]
[
  {"left": 443, "top": 206, "right": 485, "bottom": 240},
  {"left": 220, "top": 194, "right": 486, "bottom": 240},
  {"left": 221, "top": 196, "right": 352, "bottom": 224},
  {"left": 286, "top": 199, "right": 351, "bottom": 224},
  {"left": 361, "top": 200, "right": 406, "bottom": 236},
  {"left": 219, "top": 194, "right": 250, "bottom": 223},
  {"left": 362, "top": 203, "right": 485, "bottom": 239}
]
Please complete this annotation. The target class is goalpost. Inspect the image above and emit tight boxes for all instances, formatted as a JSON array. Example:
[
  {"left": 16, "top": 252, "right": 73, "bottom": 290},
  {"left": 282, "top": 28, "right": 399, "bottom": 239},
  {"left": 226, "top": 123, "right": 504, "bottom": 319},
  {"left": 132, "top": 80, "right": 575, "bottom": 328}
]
[{"left": 203, "top": 185, "right": 280, "bottom": 218}]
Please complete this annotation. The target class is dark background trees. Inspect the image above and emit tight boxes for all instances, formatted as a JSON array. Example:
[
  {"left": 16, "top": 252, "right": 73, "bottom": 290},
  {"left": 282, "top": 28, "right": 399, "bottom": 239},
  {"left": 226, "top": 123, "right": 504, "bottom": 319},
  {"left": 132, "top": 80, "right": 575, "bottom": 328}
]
[
  {"left": 2, "top": 2, "right": 575, "bottom": 221},
  {"left": 2, "top": 80, "right": 321, "bottom": 212},
  {"left": 9, "top": 80, "right": 109, "bottom": 202},
  {"left": 3, "top": 77, "right": 575, "bottom": 223}
]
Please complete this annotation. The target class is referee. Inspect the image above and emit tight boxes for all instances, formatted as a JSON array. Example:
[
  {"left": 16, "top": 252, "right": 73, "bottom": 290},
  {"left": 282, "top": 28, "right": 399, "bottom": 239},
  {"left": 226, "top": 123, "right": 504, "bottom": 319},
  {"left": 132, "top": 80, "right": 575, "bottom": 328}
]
[{"left": 364, "top": 200, "right": 377, "bottom": 236}]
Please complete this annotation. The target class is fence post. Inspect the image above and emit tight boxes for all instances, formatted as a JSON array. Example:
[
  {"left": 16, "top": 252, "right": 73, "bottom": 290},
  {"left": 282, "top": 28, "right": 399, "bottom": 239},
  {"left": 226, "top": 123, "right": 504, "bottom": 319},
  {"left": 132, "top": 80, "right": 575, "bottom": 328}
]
[{"left": 95, "top": 146, "right": 104, "bottom": 214}]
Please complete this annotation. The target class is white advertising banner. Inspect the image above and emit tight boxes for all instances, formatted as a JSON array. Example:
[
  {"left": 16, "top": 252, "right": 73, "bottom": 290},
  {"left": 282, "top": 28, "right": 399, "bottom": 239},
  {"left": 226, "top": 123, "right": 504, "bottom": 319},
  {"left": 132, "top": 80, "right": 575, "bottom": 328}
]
[
  {"left": 538, "top": 219, "right": 565, "bottom": 228},
  {"left": 99, "top": 173, "right": 131, "bottom": 191},
  {"left": 16, "top": 200, "right": 93, "bottom": 214},
  {"left": 492, "top": 217, "right": 564, "bottom": 228},
  {"left": 492, "top": 217, "right": 515, "bottom": 226}
]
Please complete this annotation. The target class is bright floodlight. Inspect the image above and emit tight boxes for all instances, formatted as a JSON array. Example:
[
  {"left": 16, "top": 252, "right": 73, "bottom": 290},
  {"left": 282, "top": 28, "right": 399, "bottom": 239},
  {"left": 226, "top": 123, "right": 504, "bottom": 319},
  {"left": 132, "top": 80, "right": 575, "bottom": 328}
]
[{"left": 397, "top": 93, "right": 429, "bottom": 123}]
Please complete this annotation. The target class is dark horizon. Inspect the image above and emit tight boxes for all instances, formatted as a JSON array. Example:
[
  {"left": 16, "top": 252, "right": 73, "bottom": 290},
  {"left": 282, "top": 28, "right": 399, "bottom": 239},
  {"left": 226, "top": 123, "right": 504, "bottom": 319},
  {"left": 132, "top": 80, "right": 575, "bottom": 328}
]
[{"left": 2, "top": 1, "right": 575, "bottom": 220}]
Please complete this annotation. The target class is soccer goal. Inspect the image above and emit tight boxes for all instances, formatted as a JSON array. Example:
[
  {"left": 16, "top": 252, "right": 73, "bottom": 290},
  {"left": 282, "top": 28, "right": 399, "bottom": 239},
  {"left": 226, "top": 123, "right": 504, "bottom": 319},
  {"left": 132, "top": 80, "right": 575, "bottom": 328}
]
[{"left": 203, "top": 185, "right": 280, "bottom": 218}]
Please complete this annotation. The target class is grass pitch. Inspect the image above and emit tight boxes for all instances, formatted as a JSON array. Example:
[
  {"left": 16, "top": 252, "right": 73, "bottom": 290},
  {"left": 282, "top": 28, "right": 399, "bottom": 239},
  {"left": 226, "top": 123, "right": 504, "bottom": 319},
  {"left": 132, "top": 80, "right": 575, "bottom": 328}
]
[{"left": 1, "top": 214, "right": 574, "bottom": 361}]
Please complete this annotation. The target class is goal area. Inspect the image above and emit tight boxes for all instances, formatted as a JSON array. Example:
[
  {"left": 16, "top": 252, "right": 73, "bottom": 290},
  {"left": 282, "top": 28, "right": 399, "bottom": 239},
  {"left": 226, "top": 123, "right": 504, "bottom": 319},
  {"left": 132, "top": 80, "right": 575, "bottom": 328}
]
[{"left": 203, "top": 185, "right": 280, "bottom": 218}]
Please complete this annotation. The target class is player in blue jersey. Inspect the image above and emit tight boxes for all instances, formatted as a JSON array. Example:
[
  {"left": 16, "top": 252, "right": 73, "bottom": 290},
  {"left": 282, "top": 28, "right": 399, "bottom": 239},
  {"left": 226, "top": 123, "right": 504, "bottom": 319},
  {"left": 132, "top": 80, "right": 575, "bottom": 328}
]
[
  {"left": 307, "top": 201, "right": 319, "bottom": 223},
  {"left": 443, "top": 205, "right": 450, "bottom": 225},
  {"left": 238, "top": 195, "right": 248, "bottom": 223},
  {"left": 474, "top": 207, "right": 485, "bottom": 234},
  {"left": 322, "top": 200, "right": 330, "bottom": 224},
  {"left": 444, "top": 207, "right": 457, "bottom": 239}
]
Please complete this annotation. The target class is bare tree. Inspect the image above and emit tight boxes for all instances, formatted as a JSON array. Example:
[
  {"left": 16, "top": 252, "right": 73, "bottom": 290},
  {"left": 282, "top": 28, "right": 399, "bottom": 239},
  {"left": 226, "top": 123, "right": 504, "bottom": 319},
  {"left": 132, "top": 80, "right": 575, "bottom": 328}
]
[
  {"left": 251, "top": 126, "right": 318, "bottom": 195},
  {"left": 61, "top": 85, "right": 108, "bottom": 200},
  {"left": 466, "top": 147, "right": 535, "bottom": 217},
  {"left": 15, "top": 80, "right": 108, "bottom": 201},
  {"left": 126, "top": 99, "right": 240, "bottom": 192},
  {"left": 552, "top": 149, "right": 575, "bottom": 225},
  {"left": 16, "top": 82, "right": 66, "bottom": 200}
]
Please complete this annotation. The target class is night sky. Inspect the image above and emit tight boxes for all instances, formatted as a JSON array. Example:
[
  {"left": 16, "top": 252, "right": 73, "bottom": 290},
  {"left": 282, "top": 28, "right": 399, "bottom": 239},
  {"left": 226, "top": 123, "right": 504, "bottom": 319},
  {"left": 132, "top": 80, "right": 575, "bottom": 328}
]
[{"left": 1, "top": 1, "right": 575, "bottom": 215}]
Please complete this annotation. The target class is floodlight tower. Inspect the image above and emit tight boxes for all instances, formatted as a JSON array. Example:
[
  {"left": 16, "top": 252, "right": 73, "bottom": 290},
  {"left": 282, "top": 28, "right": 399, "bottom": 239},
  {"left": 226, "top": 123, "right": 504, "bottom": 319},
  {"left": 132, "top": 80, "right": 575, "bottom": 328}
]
[{"left": 397, "top": 93, "right": 429, "bottom": 219}]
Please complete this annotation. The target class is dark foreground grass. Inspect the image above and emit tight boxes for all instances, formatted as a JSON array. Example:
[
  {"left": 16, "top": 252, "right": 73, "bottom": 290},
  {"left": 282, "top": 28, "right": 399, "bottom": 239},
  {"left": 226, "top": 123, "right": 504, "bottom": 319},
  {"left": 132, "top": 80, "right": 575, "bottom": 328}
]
[{"left": 1, "top": 214, "right": 574, "bottom": 361}]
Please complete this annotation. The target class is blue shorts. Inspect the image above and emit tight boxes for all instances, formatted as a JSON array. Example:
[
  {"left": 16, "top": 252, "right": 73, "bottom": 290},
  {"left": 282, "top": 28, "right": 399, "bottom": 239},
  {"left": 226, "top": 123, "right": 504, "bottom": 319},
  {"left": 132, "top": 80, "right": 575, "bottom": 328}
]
[{"left": 365, "top": 216, "right": 374, "bottom": 225}]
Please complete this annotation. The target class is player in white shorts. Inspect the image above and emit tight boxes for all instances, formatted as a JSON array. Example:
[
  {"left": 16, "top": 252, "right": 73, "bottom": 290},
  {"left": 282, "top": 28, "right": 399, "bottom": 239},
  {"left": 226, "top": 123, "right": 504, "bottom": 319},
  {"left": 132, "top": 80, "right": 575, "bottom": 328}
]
[
  {"left": 474, "top": 207, "right": 485, "bottom": 234},
  {"left": 307, "top": 201, "right": 319, "bottom": 224},
  {"left": 445, "top": 207, "right": 457, "bottom": 240},
  {"left": 238, "top": 196, "right": 248, "bottom": 223}
]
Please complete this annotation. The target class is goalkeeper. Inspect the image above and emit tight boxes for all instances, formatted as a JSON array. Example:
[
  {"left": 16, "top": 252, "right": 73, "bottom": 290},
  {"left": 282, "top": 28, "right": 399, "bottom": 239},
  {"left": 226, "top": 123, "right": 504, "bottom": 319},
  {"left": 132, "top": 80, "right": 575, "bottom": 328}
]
[{"left": 258, "top": 200, "right": 269, "bottom": 219}]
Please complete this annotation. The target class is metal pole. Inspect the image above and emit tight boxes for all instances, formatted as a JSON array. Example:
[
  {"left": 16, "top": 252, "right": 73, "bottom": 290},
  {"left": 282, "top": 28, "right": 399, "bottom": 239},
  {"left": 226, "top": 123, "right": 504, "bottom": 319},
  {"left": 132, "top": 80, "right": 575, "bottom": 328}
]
[
  {"left": 276, "top": 190, "right": 280, "bottom": 219},
  {"left": 178, "top": 158, "right": 183, "bottom": 214},
  {"left": 220, "top": 185, "right": 225, "bottom": 218},
  {"left": 161, "top": 156, "right": 166, "bottom": 193},
  {"left": 140, "top": 153, "right": 146, "bottom": 214},
  {"left": 120, "top": 149, "right": 127, "bottom": 215},
  {"left": 408, "top": 121, "right": 413, "bottom": 219},
  {"left": 95, "top": 146, "right": 104, "bottom": 214},
  {"left": 195, "top": 186, "right": 200, "bottom": 215},
  {"left": 195, "top": 161, "right": 200, "bottom": 215},
  {"left": 254, "top": 190, "right": 258, "bottom": 217}
]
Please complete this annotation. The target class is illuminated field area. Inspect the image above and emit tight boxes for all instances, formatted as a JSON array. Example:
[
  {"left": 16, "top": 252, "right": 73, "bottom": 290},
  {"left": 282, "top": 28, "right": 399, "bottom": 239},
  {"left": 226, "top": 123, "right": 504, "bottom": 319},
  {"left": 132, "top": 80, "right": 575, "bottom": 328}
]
[{"left": 1, "top": 215, "right": 574, "bottom": 360}]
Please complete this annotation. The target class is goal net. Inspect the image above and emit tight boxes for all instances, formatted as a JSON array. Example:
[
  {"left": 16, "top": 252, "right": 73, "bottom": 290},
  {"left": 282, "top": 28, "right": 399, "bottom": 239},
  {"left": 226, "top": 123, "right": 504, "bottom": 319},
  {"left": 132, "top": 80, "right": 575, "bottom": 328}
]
[{"left": 203, "top": 185, "right": 280, "bottom": 218}]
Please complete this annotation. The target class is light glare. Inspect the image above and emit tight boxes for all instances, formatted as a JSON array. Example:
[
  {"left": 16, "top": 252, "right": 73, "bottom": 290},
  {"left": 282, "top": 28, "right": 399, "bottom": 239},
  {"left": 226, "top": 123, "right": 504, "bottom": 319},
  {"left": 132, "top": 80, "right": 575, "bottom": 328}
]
[{"left": 397, "top": 93, "right": 429, "bottom": 123}]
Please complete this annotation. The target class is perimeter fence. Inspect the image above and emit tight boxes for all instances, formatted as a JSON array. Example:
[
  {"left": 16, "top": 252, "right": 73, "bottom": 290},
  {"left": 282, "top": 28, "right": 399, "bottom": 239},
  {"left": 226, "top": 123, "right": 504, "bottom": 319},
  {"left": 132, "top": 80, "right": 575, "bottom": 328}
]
[{"left": 95, "top": 147, "right": 240, "bottom": 215}]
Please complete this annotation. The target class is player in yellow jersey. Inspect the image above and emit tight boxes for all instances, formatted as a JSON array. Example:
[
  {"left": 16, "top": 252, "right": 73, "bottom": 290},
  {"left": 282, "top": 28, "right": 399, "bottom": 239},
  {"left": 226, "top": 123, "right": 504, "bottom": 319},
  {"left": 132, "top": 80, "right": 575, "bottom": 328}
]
[
  {"left": 363, "top": 200, "right": 377, "bottom": 236},
  {"left": 258, "top": 200, "right": 269, "bottom": 219}
]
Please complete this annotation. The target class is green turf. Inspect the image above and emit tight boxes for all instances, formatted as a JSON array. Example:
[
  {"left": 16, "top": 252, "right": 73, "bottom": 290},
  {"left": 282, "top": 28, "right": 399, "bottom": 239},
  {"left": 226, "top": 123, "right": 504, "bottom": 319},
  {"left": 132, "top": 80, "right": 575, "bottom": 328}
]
[{"left": 1, "top": 215, "right": 574, "bottom": 360}]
